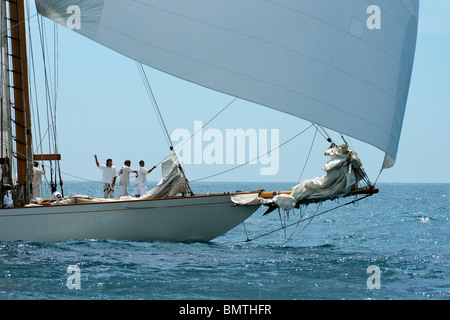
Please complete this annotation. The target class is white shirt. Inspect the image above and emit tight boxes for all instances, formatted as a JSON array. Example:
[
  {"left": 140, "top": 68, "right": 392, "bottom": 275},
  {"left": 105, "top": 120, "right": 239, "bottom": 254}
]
[
  {"left": 135, "top": 167, "right": 148, "bottom": 186},
  {"left": 98, "top": 164, "right": 117, "bottom": 184},
  {"left": 118, "top": 166, "right": 134, "bottom": 186},
  {"left": 33, "top": 166, "right": 45, "bottom": 186}
]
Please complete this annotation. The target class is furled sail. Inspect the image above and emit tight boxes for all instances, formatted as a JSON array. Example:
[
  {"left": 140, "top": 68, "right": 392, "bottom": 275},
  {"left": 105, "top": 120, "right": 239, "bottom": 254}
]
[
  {"left": 140, "top": 150, "right": 188, "bottom": 199},
  {"left": 271, "top": 142, "right": 365, "bottom": 211},
  {"left": 231, "top": 142, "right": 366, "bottom": 210},
  {"left": 35, "top": 0, "right": 419, "bottom": 168}
]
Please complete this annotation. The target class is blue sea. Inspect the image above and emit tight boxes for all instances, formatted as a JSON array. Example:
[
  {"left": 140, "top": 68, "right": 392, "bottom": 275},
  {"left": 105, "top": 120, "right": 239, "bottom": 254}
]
[{"left": 0, "top": 182, "right": 448, "bottom": 301}]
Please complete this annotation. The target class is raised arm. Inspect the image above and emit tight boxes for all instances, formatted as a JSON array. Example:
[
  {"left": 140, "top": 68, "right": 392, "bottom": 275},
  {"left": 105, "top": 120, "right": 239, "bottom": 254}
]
[
  {"left": 148, "top": 165, "right": 157, "bottom": 173},
  {"left": 94, "top": 154, "right": 99, "bottom": 167}
]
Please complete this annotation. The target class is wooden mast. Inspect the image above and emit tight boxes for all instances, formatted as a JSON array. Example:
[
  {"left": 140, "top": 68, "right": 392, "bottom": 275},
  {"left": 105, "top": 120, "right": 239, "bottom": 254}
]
[
  {"left": 8, "top": 0, "right": 32, "bottom": 206},
  {"left": 1, "top": 0, "right": 13, "bottom": 203}
]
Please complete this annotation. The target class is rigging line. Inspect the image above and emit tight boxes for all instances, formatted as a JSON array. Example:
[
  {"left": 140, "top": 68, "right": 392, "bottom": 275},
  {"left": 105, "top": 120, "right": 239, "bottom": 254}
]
[
  {"left": 285, "top": 201, "right": 322, "bottom": 243},
  {"left": 311, "top": 123, "right": 336, "bottom": 146},
  {"left": 0, "top": 11, "right": 37, "bottom": 37},
  {"left": 26, "top": 1, "right": 44, "bottom": 157},
  {"left": 14, "top": 148, "right": 96, "bottom": 184},
  {"left": 311, "top": 123, "right": 328, "bottom": 141},
  {"left": 191, "top": 124, "right": 314, "bottom": 182},
  {"left": 319, "top": 125, "right": 332, "bottom": 141},
  {"left": 35, "top": 14, "right": 60, "bottom": 188},
  {"left": 373, "top": 168, "right": 383, "bottom": 187},
  {"left": 228, "top": 194, "right": 372, "bottom": 244},
  {"left": 242, "top": 222, "right": 250, "bottom": 242},
  {"left": 53, "top": 21, "right": 59, "bottom": 112},
  {"left": 41, "top": 160, "right": 101, "bottom": 184},
  {"left": 136, "top": 62, "right": 172, "bottom": 147},
  {"left": 297, "top": 125, "right": 317, "bottom": 183},
  {"left": 50, "top": 22, "right": 59, "bottom": 153},
  {"left": 154, "top": 96, "right": 238, "bottom": 168},
  {"left": 50, "top": 21, "right": 62, "bottom": 192},
  {"left": 285, "top": 215, "right": 315, "bottom": 244},
  {"left": 32, "top": 120, "right": 55, "bottom": 152},
  {"left": 36, "top": 15, "right": 59, "bottom": 159},
  {"left": 59, "top": 170, "right": 101, "bottom": 184},
  {"left": 175, "top": 97, "right": 237, "bottom": 152},
  {"left": 277, "top": 209, "right": 286, "bottom": 238},
  {"left": 36, "top": 16, "right": 54, "bottom": 153},
  {"left": 287, "top": 215, "right": 318, "bottom": 244}
]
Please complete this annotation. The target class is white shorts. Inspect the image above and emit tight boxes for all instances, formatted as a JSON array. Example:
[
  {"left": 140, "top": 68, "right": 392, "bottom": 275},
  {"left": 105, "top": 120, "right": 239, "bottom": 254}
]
[
  {"left": 119, "top": 185, "right": 129, "bottom": 197},
  {"left": 133, "top": 185, "right": 147, "bottom": 197}
]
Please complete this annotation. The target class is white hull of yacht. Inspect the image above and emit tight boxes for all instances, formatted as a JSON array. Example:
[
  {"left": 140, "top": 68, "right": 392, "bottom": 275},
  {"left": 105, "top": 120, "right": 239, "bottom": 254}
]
[{"left": 0, "top": 193, "right": 260, "bottom": 242}]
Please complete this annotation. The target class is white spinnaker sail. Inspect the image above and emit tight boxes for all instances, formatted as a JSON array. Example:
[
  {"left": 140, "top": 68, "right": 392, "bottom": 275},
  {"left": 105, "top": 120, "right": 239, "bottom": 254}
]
[{"left": 35, "top": 0, "right": 419, "bottom": 168}]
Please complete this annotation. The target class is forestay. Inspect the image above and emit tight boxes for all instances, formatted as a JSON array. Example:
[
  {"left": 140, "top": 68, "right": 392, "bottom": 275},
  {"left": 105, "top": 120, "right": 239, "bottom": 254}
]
[{"left": 35, "top": 0, "right": 419, "bottom": 168}]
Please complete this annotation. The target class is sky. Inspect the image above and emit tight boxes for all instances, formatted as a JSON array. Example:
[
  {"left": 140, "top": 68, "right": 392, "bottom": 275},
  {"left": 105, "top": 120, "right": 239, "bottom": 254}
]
[{"left": 24, "top": 1, "right": 450, "bottom": 186}]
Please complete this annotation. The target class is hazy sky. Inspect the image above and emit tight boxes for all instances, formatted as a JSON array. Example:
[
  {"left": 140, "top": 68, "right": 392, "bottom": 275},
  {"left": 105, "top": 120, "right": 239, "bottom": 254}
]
[{"left": 26, "top": 1, "right": 450, "bottom": 185}]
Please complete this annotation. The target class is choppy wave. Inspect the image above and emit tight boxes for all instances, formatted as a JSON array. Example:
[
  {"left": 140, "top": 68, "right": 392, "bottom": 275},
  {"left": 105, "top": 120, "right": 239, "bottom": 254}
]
[{"left": 0, "top": 183, "right": 449, "bottom": 300}]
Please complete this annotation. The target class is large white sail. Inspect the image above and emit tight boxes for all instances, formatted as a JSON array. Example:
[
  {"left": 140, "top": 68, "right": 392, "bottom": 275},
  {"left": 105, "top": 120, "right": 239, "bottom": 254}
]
[{"left": 35, "top": 0, "right": 419, "bottom": 168}]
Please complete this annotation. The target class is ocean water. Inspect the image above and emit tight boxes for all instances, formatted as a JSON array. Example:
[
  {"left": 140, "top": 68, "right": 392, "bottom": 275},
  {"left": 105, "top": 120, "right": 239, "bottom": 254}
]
[{"left": 0, "top": 182, "right": 448, "bottom": 301}]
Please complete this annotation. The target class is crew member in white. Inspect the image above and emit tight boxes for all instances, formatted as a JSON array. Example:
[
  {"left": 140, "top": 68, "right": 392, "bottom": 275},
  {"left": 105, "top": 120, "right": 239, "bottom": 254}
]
[
  {"left": 94, "top": 154, "right": 118, "bottom": 199},
  {"left": 32, "top": 162, "right": 45, "bottom": 199},
  {"left": 133, "top": 160, "right": 156, "bottom": 197},
  {"left": 118, "top": 160, "right": 137, "bottom": 198}
]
